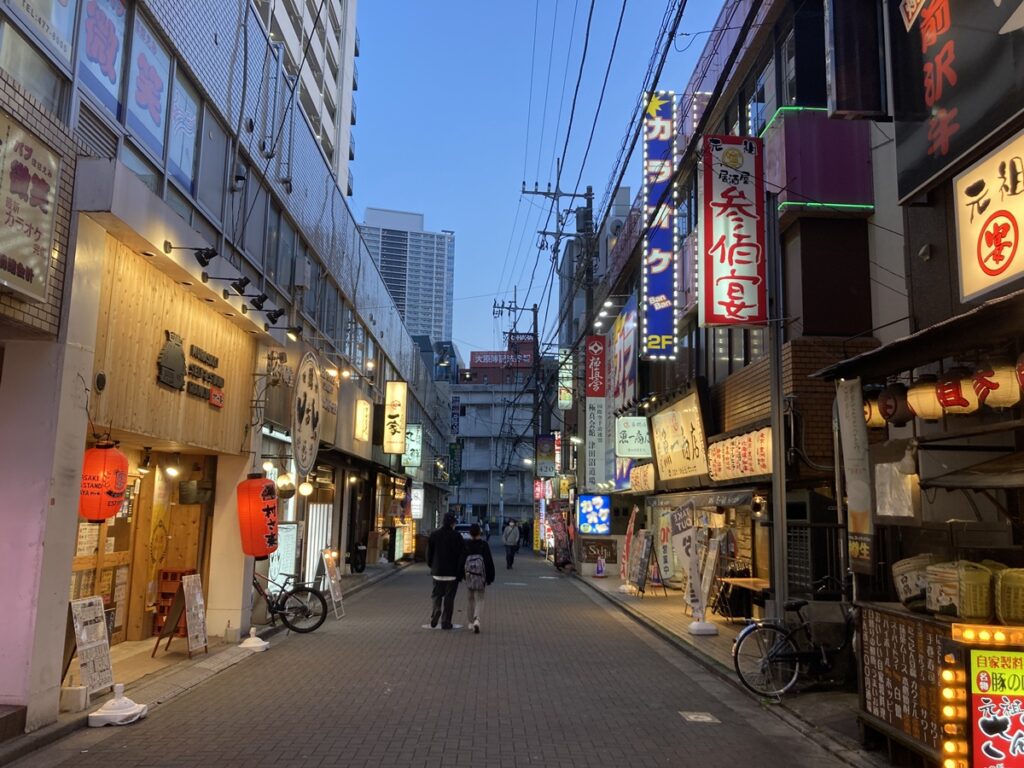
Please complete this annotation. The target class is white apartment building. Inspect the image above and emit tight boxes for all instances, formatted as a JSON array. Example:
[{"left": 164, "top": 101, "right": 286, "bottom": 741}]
[
  {"left": 361, "top": 208, "right": 455, "bottom": 342},
  {"left": 254, "top": 0, "right": 358, "bottom": 189}
]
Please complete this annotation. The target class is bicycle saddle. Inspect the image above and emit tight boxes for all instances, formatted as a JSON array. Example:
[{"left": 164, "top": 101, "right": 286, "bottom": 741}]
[{"left": 784, "top": 599, "right": 808, "bottom": 612}]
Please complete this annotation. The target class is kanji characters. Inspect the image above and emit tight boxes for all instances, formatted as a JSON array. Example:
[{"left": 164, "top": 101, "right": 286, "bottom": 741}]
[
  {"left": 84, "top": 0, "right": 120, "bottom": 85},
  {"left": 927, "top": 107, "right": 960, "bottom": 158},
  {"left": 134, "top": 52, "right": 164, "bottom": 125}
]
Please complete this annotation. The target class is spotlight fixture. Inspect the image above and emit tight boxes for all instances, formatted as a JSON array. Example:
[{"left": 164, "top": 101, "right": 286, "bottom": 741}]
[
  {"left": 523, "top": 457, "right": 533, "bottom": 465},
  {"left": 325, "top": 365, "right": 339, "bottom": 378},
  {"left": 594, "top": 320, "right": 603, "bottom": 328},
  {"left": 263, "top": 308, "right": 286, "bottom": 324},
  {"left": 341, "top": 369, "right": 351, "bottom": 379},
  {"left": 166, "top": 453, "right": 181, "bottom": 477},
  {"left": 599, "top": 310, "right": 608, "bottom": 317},
  {"left": 285, "top": 326, "right": 302, "bottom": 342},
  {"left": 603, "top": 299, "right": 613, "bottom": 307},
  {"left": 139, "top": 447, "right": 153, "bottom": 475},
  {"left": 230, "top": 276, "right": 250, "bottom": 296},
  {"left": 248, "top": 293, "right": 268, "bottom": 311},
  {"left": 163, "top": 241, "right": 219, "bottom": 269}
]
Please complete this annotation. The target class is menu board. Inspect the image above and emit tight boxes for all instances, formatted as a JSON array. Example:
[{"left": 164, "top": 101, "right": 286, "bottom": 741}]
[
  {"left": 70, "top": 597, "right": 113, "bottom": 695},
  {"left": 182, "top": 574, "right": 207, "bottom": 653},
  {"left": 321, "top": 548, "right": 343, "bottom": 613},
  {"left": 630, "top": 532, "right": 654, "bottom": 593},
  {"left": 970, "top": 649, "right": 1024, "bottom": 768},
  {"left": 860, "top": 604, "right": 944, "bottom": 754}
]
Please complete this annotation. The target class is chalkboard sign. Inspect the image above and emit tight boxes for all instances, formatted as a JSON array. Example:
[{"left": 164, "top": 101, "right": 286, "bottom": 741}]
[
  {"left": 859, "top": 603, "right": 945, "bottom": 758},
  {"left": 582, "top": 538, "right": 617, "bottom": 564},
  {"left": 632, "top": 534, "right": 654, "bottom": 594},
  {"left": 182, "top": 574, "right": 208, "bottom": 653}
]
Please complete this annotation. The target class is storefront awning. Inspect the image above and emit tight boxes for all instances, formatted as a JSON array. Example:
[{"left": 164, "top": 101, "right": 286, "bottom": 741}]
[
  {"left": 645, "top": 488, "right": 755, "bottom": 509},
  {"left": 812, "top": 287, "right": 1024, "bottom": 382},
  {"left": 920, "top": 452, "right": 1024, "bottom": 490}
]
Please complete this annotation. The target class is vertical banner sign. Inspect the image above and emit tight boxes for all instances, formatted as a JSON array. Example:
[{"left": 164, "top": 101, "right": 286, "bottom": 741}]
[
  {"left": 450, "top": 396, "right": 461, "bottom": 436},
  {"left": 837, "top": 379, "right": 874, "bottom": 574},
  {"left": 611, "top": 296, "right": 639, "bottom": 489},
  {"left": 700, "top": 135, "right": 767, "bottom": 327},
  {"left": 535, "top": 433, "right": 556, "bottom": 477},
  {"left": 293, "top": 353, "right": 322, "bottom": 478},
  {"left": 401, "top": 423, "right": 423, "bottom": 468},
  {"left": 557, "top": 348, "right": 574, "bottom": 410},
  {"left": 410, "top": 483, "right": 424, "bottom": 519},
  {"left": 448, "top": 442, "right": 462, "bottom": 486},
  {"left": 126, "top": 14, "right": 171, "bottom": 158},
  {"left": 585, "top": 336, "right": 608, "bottom": 491},
  {"left": 382, "top": 381, "right": 408, "bottom": 454},
  {"left": 621, "top": 505, "right": 638, "bottom": 580},
  {"left": 554, "top": 432, "right": 562, "bottom": 473},
  {"left": 0, "top": 114, "right": 61, "bottom": 303},
  {"left": 641, "top": 91, "right": 679, "bottom": 360}
]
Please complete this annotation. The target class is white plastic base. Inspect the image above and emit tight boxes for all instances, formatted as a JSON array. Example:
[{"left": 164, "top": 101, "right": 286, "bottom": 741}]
[
  {"left": 687, "top": 620, "right": 719, "bottom": 636},
  {"left": 239, "top": 627, "right": 269, "bottom": 652},
  {"left": 88, "top": 684, "right": 148, "bottom": 727},
  {"left": 617, "top": 584, "right": 633, "bottom": 594}
]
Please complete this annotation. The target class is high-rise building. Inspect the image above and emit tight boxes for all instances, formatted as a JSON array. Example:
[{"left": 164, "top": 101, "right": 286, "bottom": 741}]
[
  {"left": 361, "top": 208, "right": 455, "bottom": 341},
  {"left": 254, "top": 0, "right": 359, "bottom": 191}
]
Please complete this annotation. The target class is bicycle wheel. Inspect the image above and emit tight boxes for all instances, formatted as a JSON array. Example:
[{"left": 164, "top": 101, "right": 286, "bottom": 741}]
[
  {"left": 350, "top": 546, "right": 366, "bottom": 574},
  {"left": 734, "top": 625, "right": 801, "bottom": 697},
  {"left": 280, "top": 587, "right": 328, "bottom": 633}
]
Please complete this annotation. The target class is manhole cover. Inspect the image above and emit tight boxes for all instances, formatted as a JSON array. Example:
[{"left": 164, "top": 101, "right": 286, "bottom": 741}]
[{"left": 679, "top": 712, "right": 720, "bottom": 723}]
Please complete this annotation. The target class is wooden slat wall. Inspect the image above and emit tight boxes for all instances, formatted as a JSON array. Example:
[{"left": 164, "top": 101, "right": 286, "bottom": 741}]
[{"left": 91, "top": 238, "right": 256, "bottom": 454}]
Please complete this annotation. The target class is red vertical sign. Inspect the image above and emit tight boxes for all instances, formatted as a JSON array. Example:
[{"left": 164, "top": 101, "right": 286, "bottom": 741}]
[{"left": 585, "top": 336, "right": 606, "bottom": 397}]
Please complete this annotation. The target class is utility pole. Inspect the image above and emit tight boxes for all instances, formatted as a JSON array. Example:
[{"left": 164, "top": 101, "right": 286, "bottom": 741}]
[{"left": 767, "top": 192, "right": 788, "bottom": 620}]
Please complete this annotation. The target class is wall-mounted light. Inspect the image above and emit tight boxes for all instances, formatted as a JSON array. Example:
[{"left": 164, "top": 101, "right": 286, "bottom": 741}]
[
  {"left": 229, "top": 276, "right": 251, "bottom": 296},
  {"left": 139, "top": 447, "right": 153, "bottom": 475},
  {"left": 166, "top": 453, "right": 181, "bottom": 477},
  {"left": 262, "top": 308, "right": 286, "bottom": 325},
  {"left": 523, "top": 458, "right": 533, "bottom": 466},
  {"left": 366, "top": 360, "right": 375, "bottom": 370},
  {"left": 286, "top": 327, "right": 302, "bottom": 342},
  {"left": 163, "top": 240, "right": 218, "bottom": 268},
  {"left": 248, "top": 293, "right": 269, "bottom": 311}
]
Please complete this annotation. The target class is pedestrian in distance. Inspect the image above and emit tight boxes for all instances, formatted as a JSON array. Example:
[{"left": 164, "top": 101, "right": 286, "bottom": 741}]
[
  {"left": 427, "top": 511, "right": 465, "bottom": 629},
  {"left": 483, "top": 521, "right": 491, "bottom": 540},
  {"left": 520, "top": 521, "right": 531, "bottom": 551},
  {"left": 502, "top": 519, "right": 521, "bottom": 569},
  {"left": 459, "top": 523, "right": 495, "bottom": 634}
]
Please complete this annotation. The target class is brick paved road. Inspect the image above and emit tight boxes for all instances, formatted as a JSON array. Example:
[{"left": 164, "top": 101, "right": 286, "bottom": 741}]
[{"left": 17, "top": 547, "right": 849, "bottom": 768}]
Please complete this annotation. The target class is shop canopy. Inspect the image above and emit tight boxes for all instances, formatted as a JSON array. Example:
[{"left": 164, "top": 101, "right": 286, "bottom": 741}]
[
  {"left": 920, "top": 452, "right": 1024, "bottom": 490},
  {"left": 646, "top": 488, "right": 755, "bottom": 509},
  {"left": 812, "top": 287, "right": 1024, "bottom": 382}
]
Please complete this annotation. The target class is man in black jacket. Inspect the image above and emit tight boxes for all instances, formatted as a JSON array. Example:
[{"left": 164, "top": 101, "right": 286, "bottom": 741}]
[{"left": 427, "top": 512, "right": 465, "bottom": 629}]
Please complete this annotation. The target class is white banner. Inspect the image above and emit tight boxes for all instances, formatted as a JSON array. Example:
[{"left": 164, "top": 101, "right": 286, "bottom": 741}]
[
  {"left": 615, "top": 416, "right": 652, "bottom": 458},
  {"left": 837, "top": 378, "right": 874, "bottom": 573},
  {"left": 585, "top": 397, "right": 608, "bottom": 490}
]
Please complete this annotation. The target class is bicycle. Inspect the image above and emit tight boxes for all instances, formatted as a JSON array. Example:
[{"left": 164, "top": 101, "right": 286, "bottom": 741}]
[
  {"left": 252, "top": 571, "right": 328, "bottom": 633},
  {"left": 732, "top": 575, "right": 858, "bottom": 698}
]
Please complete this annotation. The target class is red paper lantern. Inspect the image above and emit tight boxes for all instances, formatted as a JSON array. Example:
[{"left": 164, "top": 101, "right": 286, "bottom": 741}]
[
  {"left": 237, "top": 473, "right": 278, "bottom": 559},
  {"left": 79, "top": 441, "right": 129, "bottom": 522}
]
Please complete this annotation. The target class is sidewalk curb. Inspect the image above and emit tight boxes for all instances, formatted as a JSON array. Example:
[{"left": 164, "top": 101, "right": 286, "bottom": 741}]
[
  {"left": 0, "top": 561, "right": 410, "bottom": 767},
  {"left": 574, "top": 575, "right": 886, "bottom": 768}
]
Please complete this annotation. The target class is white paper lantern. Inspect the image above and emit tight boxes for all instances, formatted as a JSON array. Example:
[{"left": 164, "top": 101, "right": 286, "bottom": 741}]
[
  {"left": 864, "top": 398, "right": 886, "bottom": 428},
  {"left": 936, "top": 374, "right": 979, "bottom": 415},
  {"left": 974, "top": 364, "right": 1021, "bottom": 409},
  {"left": 907, "top": 380, "right": 942, "bottom": 421}
]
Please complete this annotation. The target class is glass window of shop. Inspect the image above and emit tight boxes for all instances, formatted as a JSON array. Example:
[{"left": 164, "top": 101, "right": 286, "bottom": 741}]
[
  {"left": 780, "top": 30, "right": 797, "bottom": 106},
  {"left": 0, "top": 21, "right": 65, "bottom": 115},
  {"left": 121, "top": 141, "right": 160, "bottom": 195},
  {"left": 271, "top": 212, "right": 295, "bottom": 291},
  {"left": 301, "top": 464, "right": 337, "bottom": 580},
  {"left": 6, "top": 0, "right": 78, "bottom": 69},
  {"left": 196, "top": 105, "right": 228, "bottom": 221},
  {"left": 77, "top": 0, "right": 127, "bottom": 116},
  {"left": 748, "top": 56, "right": 776, "bottom": 136},
  {"left": 124, "top": 13, "right": 170, "bottom": 159},
  {"left": 167, "top": 69, "right": 199, "bottom": 193},
  {"left": 244, "top": 172, "right": 268, "bottom": 267}
]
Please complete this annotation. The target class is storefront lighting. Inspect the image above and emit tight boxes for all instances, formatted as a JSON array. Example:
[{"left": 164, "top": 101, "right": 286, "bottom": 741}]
[
  {"left": 299, "top": 480, "right": 314, "bottom": 496},
  {"left": 594, "top": 320, "right": 603, "bottom": 328},
  {"left": 276, "top": 472, "right": 296, "bottom": 500},
  {"left": 523, "top": 458, "right": 533, "bottom": 465},
  {"left": 263, "top": 308, "right": 286, "bottom": 325},
  {"left": 603, "top": 299, "right": 613, "bottom": 307},
  {"left": 599, "top": 310, "right": 608, "bottom": 317},
  {"left": 229, "top": 277, "right": 251, "bottom": 296},
  {"left": 341, "top": 369, "right": 351, "bottom": 379},
  {"left": 248, "top": 293, "right": 268, "bottom": 311},
  {"left": 79, "top": 441, "right": 129, "bottom": 522},
  {"left": 166, "top": 454, "right": 181, "bottom": 477},
  {"left": 138, "top": 447, "right": 152, "bottom": 475},
  {"left": 366, "top": 360, "right": 375, "bottom": 370},
  {"left": 286, "top": 327, "right": 302, "bottom": 342},
  {"left": 325, "top": 365, "right": 338, "bottom": 378},
  {"left": 570, "top": 436, "right": 582, "bottom": 445},
  {"left": 262, "top": 459, "right": 275, "bottom": 473},
  {"left": 163, "top": 240, "right": 218, "bottom": 268}
]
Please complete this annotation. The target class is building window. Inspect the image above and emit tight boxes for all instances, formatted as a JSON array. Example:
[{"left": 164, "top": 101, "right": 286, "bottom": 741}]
[
  {"left": 121, "top": 141, "right": 159, "bottom": 195},
  {"left": 125, "top": 13, "right": 171, "bottom": 158},
  {"left": 168, "top": 70, "right": 200, "bottom": 192},
  {"left": 780, "top": 30, "right": 797, "bottom": 106},
  {"left": 77, "top": 0, "right": 127, "bottom": 116},
  {"left": 748, "top": 56, "right": 775, "bottom": 136},
  {"left": 0, "top": 22, "right": 65, "bottom": 115}
]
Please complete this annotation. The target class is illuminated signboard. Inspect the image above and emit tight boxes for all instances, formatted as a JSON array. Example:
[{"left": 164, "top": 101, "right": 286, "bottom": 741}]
[
  {"left": 536, "top": 433, "right": 556, "bottom": 478},
  {"left": 354, "top": 399, "right": 371, "bottom": 442},
  {"left": 382, "top": 381, "right": 408, "bottom": 454},
  {"left": 970, "top": 649, "right": 1024, "bottom": 768},
  {"left": 402, "top": 423, "right": 423, "bottom": 468},
  {"left": 410, "top": 483, "right": 424, "bottom": 519},
  {"left": 700, "top": 135, "right": 767, "bottom": 327},
  {"left": 577, "top": 495, "right": 611, "bottom": 536},
  {"left": 641, "top": 91, "right": 678, "bottom": 360},
  {"left": 585, "top": 336, "right": 609, "bottom": 490},
  {"left": 557, "top": 348, "right": 573, "bottom": 410}
]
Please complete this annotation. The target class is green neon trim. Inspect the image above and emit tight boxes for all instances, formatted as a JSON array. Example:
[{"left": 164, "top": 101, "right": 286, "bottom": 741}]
[
  {"left": 758, "top": 105, "right": 828, "bottom": 138},
  {"left": 777, "top": 201, "right": 875, "bottom": 211}
]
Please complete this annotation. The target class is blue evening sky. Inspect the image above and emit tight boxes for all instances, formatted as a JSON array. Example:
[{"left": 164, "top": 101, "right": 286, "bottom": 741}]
[{"left": 352, "top": 1, "right": 724, "bottom": 359}]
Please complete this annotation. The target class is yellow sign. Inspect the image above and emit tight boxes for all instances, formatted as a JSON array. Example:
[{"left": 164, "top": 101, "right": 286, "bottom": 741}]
[
  {"left": 382, "top": 381, "right": 408, "bottom": 454},
  {"left": 354, "top": 399, "right": 371, "bottom": 442},
  {"left": 971, "top": 650, "right": 1024, "bottom": 695}
]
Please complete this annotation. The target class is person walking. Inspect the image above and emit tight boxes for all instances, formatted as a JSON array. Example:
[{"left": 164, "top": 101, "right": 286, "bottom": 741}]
[
  {"left": 520, "top": 521, "right": 531, "bottom": 551},
  {"left": 459, "top": 523, "right": 495, "bottom": 634},
  {"left": 502, "top": 519, "right": 520, "bottom": 569},
  {"left": 427, "top": 512, "right": 465, "bottom": 629}
]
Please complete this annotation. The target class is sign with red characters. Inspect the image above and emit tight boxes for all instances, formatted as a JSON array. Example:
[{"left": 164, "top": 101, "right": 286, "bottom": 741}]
[
  {"left": 970, "top": 649, "right": 1024, "bottom": 768},
  {"left": 585, "top": 336, "right": 606, "bottom": 397}
]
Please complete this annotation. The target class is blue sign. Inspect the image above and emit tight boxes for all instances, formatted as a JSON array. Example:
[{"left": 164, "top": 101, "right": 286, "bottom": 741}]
[
  {"left": 577, "top": 495, "right": 611, "bottom": 536},
  {"left": 641, "top": 91, "right": 678, "bottom": 360}
]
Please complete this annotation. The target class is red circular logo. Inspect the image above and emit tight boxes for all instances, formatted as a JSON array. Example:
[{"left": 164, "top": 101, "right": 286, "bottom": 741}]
[
  {"left": 977, "top": 210, "right": 1019, "bottom": 277},
  {"left": 977, "top": 670, "right": 991, "bottom": 693}
]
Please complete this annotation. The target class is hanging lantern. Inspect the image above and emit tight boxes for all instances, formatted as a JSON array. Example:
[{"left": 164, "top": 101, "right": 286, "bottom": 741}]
[
  {"left": 237, "top": 473, "right": 278, "bottom": 559},
  {"left": 275, "top": 472, "right": 296, "bottom": 500},
  {"left": 936, "top": 373, "right": 979, "bottom": 414},
  {"left": 864, "top": 398, "right": 886, "bottom": 428},
  {"left": 975, "top": 362, "right": 1021, "bottom": 409},
  {"left": 79, "top": 441, "right": 129, "bottom": 522},
  {"left": 878, "top": 383, "right": 914, "bottom": 427},
  {"left": 907, "top": 378, "right": 943, "bottom": 421}
]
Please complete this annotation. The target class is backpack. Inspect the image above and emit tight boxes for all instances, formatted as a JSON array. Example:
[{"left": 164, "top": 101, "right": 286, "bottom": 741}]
[{"left": 464, "top": 553, "right": 486, "bottom": 591}]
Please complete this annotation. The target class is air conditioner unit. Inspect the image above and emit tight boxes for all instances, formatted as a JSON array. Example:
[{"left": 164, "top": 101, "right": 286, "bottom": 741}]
[{"left": 293, "top": 256, "right": 312, "bottom": 290}]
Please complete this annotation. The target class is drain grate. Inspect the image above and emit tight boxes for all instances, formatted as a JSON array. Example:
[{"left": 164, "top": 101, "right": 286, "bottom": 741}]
[{"left": 679, "top": 711, "right": 720, "bottom": 723}]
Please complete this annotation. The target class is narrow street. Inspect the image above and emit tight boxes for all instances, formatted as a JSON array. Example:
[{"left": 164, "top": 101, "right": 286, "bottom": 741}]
[{"left": 18, "top": 548, "right": 850, "bottom": 768}]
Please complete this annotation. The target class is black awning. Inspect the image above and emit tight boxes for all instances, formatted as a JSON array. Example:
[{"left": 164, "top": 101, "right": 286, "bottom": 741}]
[
  {"left": 920, "top": 452, "right": 1024, "bottom": 490},
  {"left": 645, "top": 488, "right": 755, "bottom": 509},
  {"left": 812, "top": 287, "right": 1024, "bottom": 382}
]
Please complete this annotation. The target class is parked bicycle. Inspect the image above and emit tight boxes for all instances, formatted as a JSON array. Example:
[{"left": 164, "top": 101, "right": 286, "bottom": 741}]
[
  {"left": 732, "top": 575, "right": 858, "bottom": 698},
  {"left": 252, "top": 572, "right": 327, "bottom": 633}
]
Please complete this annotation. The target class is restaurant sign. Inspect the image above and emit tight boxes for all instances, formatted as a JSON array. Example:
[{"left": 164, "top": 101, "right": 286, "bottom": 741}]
[
  {"left": 382, "top": 381, "right": 408, "bottom": 455},
  {"left": 651, "top": 392, "right": 708, "bottom": 482},
  {"left": 954, "top": 130, "right": 1024, "bottom": 302},
  {"left": 615, "top": 416, "right": 652, "bottom": 458},
  {"left": 629, "top": 463, "right": 656, "bottom": 494},
  {"left": 707, "top": 428, "right": 772, "bottom": 481},
  {"left": 293, "top": 353, "right": 322, "bottom": 477},
  {"left": 401, "top": 423, "right": 422, "bottom": 468},
  {"left": 0, "top": 112, "right": 60, "bottom": 303},
  {"left": 156, "top": 331, "right": 226, "bottom": 408},
  {"left": 970, "top": 649, "right": 1024, "bottom": 768},
  {"left": 700, "top": 135, "right": 767, "bottom": 327}
]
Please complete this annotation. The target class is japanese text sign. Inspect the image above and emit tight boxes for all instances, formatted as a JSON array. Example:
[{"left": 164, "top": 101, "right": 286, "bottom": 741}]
[
  {"left": 700, "top": 135, "right": 767, "bottom": 327},
  {"left": 954, "top": 129, "right": 1024, "bottom": 302},
  {"left": 354, "top": 399, "right": 371, "bottom": 442},
  {"left": 382, "top": 381, "right": 408, "bottom": 455},
  {"left": 450, "top": 395, "right": 461, "bottom": 436},
  {"left": 585, "top": 396, "right": 609, "bottom": 491},
  {"left": 126, "top": 14, "right": 171, "bottom": 157},
  {"left": 641, "top": 91, "right": 679, "bottom": 360},
  {"left": 78, "top": 0, "right": 127, "bottom": 115},
  {"left": 577, "top": 495, "right": 610, "bottom": 535},
  {"left": 707, "top": 428, "right": 772, "bottom": 481},
  {"left": 535, "top": 433, "right": 556, "bottom": 478},
  {"left": 970, "top": 649, "right": 1024, "bottom": 768},
  {"left": 0, "top": 113, "right": 60, "bottom": 303},
  {"left": 410, "top": 485, "right": 424, "bottom": 519},
  {"left": 585, "top": 335, "right": 606, "bottom": 397},
  {"left": 611, "top": 296, "right": 638, "bottom": 411},
  {"left": 10, "top": 0, "right": 78, "bottom": 65},
  {"left": 629, "top": 463, "right": 656, "bottom": 494},
  {"left": 615, "top": 416, "right": 652, "bottom": 458},
  {"left": 557, "top": 348, "right": 573, "bottom": 410},
  {"left": 292, "top": 353, "right": 322, "bottom": 477},
  {"left": 888, "top": 0, "right": 1024, "bottom": 201},
  {"left": 837, "top": 379, "right": 874, "bottom": 574},
  {"left": 401, "top": 423, "right": 422, "bottom": 468},
  {"left": 651, "top": 393, "right": 708, "bottom": 481},
  {"left": 448, "top": 442, "right": 462, "bottom": 486}
]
